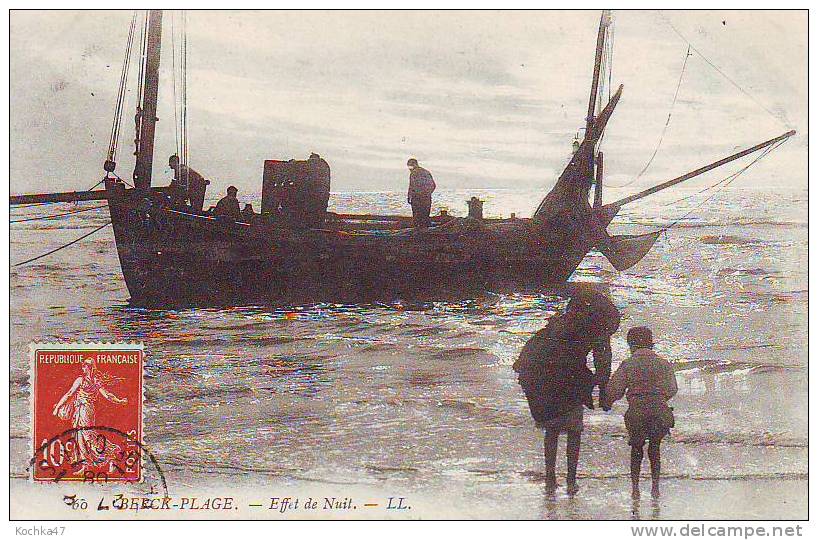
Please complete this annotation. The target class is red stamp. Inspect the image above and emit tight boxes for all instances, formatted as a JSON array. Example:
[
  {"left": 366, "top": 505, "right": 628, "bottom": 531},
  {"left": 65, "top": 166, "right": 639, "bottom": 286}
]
[{"left": 30, "top": 343, "right": 144, "bottom": 483}]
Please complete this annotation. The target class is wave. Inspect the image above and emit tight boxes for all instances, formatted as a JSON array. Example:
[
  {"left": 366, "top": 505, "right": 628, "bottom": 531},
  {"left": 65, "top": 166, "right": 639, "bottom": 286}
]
[
  {"left": 359, "top": 342, "right": 396, "bottom": 352},
  {"left": 671, "top": 359, "right": 802, "bottom": 373},
  {"left": 519, "top": 470, "right": 807, "bottom": 481},
  {"left": 8, "top": 462, "right": 805, "bottom": 484},
  {"left": 197, "top": 322, "right": 278, "bottom": 332},
  {"left": 366, "top": 465, "right": 420, "bottom": 473},
  {"left": 150, "top": 384, "right": 255, "bottom": 402},
  {"left": 429, "top": 347, "right": 490, "bottom": 361},
  {"left": 670, "top": 431, "right": 807, "bottom": 448},
  {"left": 709, "top": 343, "right": 778, "bottom": 351},
  {"left": 160, "top": 335, "right": 312, "bottom": 347},
  {"left": 637, "top": 219, "right": 806, "bottom": 229},
  {"left": 158, "top": 457, "right": 364, "bottom": 485},
  {"left": 399, "top": 326, "right": 449, "bottom": 337},
  {"left": 700, "top": 235, "right": 759, "bottom": 245},
  {"left": 716, "top": 267, "right": 779, "bottom": 276},
  {"left": 135, "top": 457, "right": 808, "bottom": 484}
]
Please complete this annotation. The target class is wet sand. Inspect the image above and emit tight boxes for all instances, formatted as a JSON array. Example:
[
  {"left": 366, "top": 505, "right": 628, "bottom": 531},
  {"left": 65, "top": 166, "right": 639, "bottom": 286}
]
[{"left": 10, "top": 474, "right": 806, "bottom": 520}]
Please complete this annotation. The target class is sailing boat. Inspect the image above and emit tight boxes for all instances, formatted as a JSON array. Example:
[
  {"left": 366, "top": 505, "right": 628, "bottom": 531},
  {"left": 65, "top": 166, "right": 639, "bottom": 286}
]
[{"left": 10, "top": 10, "right": 795, "bottom": 306}]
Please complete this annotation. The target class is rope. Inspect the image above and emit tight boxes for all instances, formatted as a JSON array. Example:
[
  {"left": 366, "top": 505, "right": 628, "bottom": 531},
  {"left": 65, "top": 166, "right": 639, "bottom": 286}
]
[
  {"left": 606, "top": 45, "right": 691, "bottom": 189},
  {"left": 87, "top": 178, "right": 106, "bottom": 191},
  {"left": 603, "top": 20, "right": 614, "bottom": 108},
  {"left": 181, "top": 11, "right": 189, "bottom": 189},
  {"left": 660, "top": 11, "right": 791, "bottom": 129},
  {"left": 657, "top": 138, "right": 787, "bottom": 231},
  {"left": 9, "top": 204, "right": 108, "bottom": 224},
  {"left": 111, "top": 170, "right": 134, "bottom": 188},
  {"left": 171, "top": 11, "right": 180, "bottom": 161},
  {"left": 170, "top": 11, "right": 190, "bottom": 190},
  {"left": 134, "top": 11, "right": 148, "bottom": 157},
  {"left": 607, "top": 13, "right": 791, "bottom": 192},
  {"left": 107, "top": 11, "right": 138, "bottom": 165},
  {"left": 661, "top": 139, "right": 781, "bottom": 207},
  {"left": 595, "top": 16, "right": 615, "bottom": 151},
  {"left": 11, "top": 222, "right": 112, "bottom": 267}
]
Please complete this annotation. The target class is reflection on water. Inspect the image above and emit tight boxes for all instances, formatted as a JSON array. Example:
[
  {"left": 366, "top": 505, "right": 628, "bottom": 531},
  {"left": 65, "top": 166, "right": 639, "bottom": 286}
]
[
  {"left": 8, "top": 188, "right": 807, "bottom": 518},
  {"left": 629, "top": 498, "right": 662, "bottom": 521}
]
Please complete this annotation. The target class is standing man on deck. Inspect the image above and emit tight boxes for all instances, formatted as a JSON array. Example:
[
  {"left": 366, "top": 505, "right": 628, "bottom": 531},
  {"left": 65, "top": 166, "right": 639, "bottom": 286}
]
[
  {"left": 406, "top": 158, "right": 436, "bottom": 227},
  {"left": 169, "top": 154, "right": 210, "bottom": 212}
]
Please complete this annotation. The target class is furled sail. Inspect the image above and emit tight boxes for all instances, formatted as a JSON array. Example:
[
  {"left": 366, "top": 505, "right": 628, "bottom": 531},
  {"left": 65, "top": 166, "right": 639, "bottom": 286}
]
[{"left": 534, "top": 10, "right": 616, "bottom": 224}]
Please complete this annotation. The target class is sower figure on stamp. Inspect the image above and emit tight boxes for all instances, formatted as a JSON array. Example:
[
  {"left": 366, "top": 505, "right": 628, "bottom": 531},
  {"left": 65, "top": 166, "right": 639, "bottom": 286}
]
[
  {"left": 513, "top": 289, "right": 620, "bottom": 494},
  {"left": 52, "top": 358, "right": 128, "bottom": 471},
  {"left": 603, "top": 326, "right": 677, "bottom": 500}
]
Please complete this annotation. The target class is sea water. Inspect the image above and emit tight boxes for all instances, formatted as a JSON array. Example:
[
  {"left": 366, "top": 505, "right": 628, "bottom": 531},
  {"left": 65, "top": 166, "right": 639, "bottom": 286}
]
[{"left": 9, "top": 186, "right": 807, "bottom": 519}]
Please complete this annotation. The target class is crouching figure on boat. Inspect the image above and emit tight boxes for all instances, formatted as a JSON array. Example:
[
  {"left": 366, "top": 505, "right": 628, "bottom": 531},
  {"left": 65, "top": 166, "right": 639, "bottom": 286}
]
[
  {"left": 513, "top": 289, "right": 621, "bottom": 494},
  {"left": 214, "top": 186, "right": 242, "bottom": 221}
]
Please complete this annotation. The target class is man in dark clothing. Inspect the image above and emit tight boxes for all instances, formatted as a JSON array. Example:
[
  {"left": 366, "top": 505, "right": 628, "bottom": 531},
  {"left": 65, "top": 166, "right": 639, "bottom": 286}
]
[
  {"left": 305, "top": 152, "right": 331, "bottom": 227},
  {"left": 214, "top": 186, "right": 242, "bottom": 221},
  {"left": 169, "top": 154, "right": 210, "bottom": 212},
  {"left": 513, "top": 289, "right": 621, "bottom": 494},
  {"left": 406, "top": 158, "right": 436, "bottom": 227}
]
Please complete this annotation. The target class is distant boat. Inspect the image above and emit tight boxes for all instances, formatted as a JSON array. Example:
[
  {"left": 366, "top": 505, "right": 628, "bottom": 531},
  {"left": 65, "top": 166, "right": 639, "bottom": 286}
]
[{"left": 10, "top": 10, "right": 794, "bottom": 306}]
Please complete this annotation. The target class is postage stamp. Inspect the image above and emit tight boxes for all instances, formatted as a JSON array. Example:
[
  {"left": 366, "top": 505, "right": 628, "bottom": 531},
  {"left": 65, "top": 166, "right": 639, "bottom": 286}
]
[{"left": 30, "top": 343, "right": 144, "bottom": 483}]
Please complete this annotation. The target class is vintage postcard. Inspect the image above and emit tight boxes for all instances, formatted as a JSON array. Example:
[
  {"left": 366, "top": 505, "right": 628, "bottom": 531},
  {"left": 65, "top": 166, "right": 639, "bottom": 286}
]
[{"left": 7, "top": 6, "right": 809, "bottom": 529}]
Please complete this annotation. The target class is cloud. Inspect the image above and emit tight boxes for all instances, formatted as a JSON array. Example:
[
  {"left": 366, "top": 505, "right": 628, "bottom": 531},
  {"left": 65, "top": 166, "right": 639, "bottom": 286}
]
[{"left": 10, "top": 10, "right": 806, "bottom": 197}]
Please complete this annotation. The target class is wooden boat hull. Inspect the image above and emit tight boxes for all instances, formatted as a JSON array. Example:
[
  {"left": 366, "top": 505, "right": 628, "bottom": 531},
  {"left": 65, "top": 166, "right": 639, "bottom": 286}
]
[{"left": 105, "top": 181, "right": 594, "bottom": 307}]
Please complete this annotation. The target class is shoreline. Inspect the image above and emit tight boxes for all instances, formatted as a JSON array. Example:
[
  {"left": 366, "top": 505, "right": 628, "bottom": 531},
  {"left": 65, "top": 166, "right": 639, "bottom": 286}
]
[{"left": 10, "top": 474, "right": 807, "bottom": 520}]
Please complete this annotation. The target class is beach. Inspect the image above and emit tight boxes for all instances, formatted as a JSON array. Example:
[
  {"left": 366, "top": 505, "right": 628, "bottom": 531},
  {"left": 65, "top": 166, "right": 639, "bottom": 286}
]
[{"left": 9, "top": 187, "right": 808, "bottom": 520}]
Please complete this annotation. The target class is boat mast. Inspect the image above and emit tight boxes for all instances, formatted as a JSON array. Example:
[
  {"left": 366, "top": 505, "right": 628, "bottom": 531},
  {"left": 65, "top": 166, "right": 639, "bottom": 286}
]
[
  {"left": 586, "top": 10, "right": 611, "bottom": 139},
  {"left": 133, "top": 10, "right": 163, "bottom": 190},
  {"left": 586, "top": 10, "right": 611, "bottom": 207},
  {"left": 532, "top": 12, "right": 618, "bottom": 222}
]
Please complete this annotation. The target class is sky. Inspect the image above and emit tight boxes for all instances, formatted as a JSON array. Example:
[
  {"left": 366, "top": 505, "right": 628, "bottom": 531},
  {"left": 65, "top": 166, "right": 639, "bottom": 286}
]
[{"left": 9, "top": 10, "right": 807, "bottom": 198}]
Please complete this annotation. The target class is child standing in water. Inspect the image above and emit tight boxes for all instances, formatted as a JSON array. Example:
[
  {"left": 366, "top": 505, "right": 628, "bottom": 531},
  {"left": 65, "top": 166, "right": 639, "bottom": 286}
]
[{"left": 604, "top": 327, "right": 678, "bottom": 499}]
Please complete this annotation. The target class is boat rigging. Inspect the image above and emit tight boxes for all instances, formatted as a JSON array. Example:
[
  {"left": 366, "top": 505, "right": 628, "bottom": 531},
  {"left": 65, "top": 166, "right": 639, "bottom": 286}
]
[{"left": 9, "top": 10, "right": 796, "bottom": 306}]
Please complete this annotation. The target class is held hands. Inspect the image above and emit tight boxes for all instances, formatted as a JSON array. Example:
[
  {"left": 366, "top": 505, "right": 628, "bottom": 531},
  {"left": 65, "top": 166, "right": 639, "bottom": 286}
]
[{"left": 599, "top": 388, "right": 611, "bottom": 411}]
